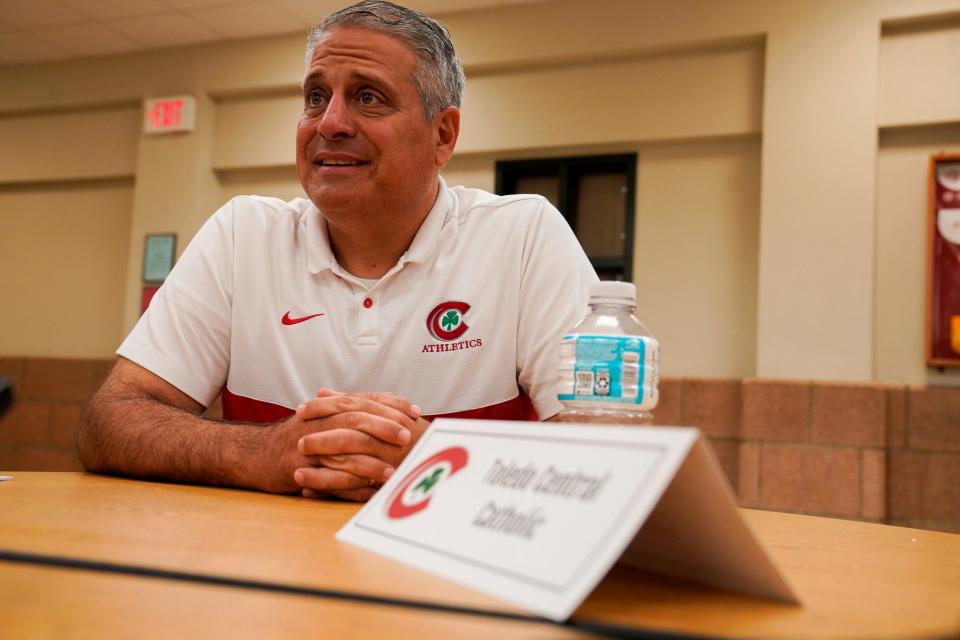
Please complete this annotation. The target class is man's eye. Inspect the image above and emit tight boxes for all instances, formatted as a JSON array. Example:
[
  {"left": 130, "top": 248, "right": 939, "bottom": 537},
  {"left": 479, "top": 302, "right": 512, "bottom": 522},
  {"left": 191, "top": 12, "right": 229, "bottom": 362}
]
[
  {"left": 307, "top": 92, "right": 325, "bottom": 107},
  {"left": 358, "top": 91, "right": 383, "bottom": 106}
]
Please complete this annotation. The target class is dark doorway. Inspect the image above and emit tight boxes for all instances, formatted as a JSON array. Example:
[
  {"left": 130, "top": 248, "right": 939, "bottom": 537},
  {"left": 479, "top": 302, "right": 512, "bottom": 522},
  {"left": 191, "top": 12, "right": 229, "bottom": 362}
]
[{"left": 496, "top": 154, "right": 636, "bottom": 281}]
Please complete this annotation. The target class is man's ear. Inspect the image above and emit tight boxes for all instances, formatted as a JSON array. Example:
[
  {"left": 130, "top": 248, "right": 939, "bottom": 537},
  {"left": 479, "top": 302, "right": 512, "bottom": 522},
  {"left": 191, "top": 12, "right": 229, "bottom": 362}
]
[{"left": 434, "top": 106, "right": 460, "bottom": 168}]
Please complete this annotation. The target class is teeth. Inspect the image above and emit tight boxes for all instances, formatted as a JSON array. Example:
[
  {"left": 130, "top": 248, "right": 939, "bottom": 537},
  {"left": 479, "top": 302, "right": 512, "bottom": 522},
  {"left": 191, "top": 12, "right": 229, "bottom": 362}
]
[{"left": 322, "top": 159, "right": 358, "bottom": 166}]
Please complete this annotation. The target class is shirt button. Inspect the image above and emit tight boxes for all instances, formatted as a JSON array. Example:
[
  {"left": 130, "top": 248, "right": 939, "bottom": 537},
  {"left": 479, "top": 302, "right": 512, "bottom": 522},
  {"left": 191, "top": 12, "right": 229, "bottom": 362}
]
[{"left": 363, "top": 297, "right": 373, "bottom": 309}]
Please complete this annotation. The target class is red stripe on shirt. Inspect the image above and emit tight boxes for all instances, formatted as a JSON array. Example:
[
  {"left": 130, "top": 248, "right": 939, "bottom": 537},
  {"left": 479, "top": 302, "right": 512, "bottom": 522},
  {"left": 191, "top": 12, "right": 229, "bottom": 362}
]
[
  {"left": 219, "top": 387, "right": 539, "bottom": 424},
  {"left": 221, "top": 388, "right": 294, "bottom": 423},
  {"left": 424, "top": 390, "right": 540, "bottom": 422}
]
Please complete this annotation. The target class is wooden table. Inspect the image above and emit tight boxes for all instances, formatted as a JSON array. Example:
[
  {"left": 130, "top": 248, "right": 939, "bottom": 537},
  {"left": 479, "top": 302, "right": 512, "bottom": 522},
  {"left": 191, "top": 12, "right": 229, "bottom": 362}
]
[
  {"left": 1, "top": 472, "right": 958, "bottom": 639},
  {"left": 2, "top": 563, "right": 589, "bottom": 639}
]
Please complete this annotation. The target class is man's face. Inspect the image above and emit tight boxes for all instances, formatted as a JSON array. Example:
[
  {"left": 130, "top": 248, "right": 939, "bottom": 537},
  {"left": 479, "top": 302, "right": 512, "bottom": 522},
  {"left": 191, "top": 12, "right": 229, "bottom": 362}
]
[{"left": 296, "top": 27, "right": 448, "bottom": 220}]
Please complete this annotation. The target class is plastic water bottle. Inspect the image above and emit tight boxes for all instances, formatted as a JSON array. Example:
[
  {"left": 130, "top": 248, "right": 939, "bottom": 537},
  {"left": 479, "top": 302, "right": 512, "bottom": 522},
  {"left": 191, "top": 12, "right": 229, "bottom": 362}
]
[{"left": 557, "top": 281, "right": 660, "bottom": 424}]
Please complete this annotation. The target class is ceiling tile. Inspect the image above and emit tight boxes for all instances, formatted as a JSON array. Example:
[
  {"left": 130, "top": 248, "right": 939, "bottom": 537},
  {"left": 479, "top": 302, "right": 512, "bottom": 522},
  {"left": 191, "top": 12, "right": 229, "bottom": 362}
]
[
  {"left": 0, "top": 31, "right": 70, "bottom": 65},
  {"left": 58, "top": 0, "right": 168, "bottom": 20},
  {"left": 410, "top": 0, "right": 550, "bottom": 15},
  {"left": 267, "top": 0, "right": 342, "bottom": 25},
  {"left": 0, "top": 0, "right": 86, "bottom": 29},
  {"left": 163, "top": 0, "right": 250, "bottom": 9},
  {"left": 32, "top": 22, "right": 139, "bottom": 56},
  {"left": 189, "top": 1, "right": 304, "bottom": 38},
  {"left": 406, "top": 0, "right": 495, "bottom": 14},
  {"left": 268, "top": 0, "right": 553, "bottom": 23},
  {"left": 0, "top": 0, "right": 550, "bottom": 65},
  {"left": 110, "top": 13, "right": 220, "bottom": 48}
]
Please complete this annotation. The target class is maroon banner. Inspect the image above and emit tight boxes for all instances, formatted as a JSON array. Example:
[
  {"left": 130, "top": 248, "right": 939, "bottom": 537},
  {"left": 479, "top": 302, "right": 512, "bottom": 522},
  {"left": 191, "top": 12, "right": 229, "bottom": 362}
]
[{"left": 928, "top": 154, "right": 960, "bottom": 366}]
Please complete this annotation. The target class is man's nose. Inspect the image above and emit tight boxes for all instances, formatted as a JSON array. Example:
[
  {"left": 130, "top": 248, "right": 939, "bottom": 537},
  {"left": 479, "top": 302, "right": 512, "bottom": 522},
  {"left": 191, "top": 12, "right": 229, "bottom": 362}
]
[{"left": 316, "top": 94, "right": 355, "bottom": 140}]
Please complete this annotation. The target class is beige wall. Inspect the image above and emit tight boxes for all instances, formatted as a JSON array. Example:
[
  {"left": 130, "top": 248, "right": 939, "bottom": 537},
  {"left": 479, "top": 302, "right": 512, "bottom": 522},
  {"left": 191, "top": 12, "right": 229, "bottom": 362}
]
[
  {"left": 217, "top": 165, "right": 304, "bottom": 204},
  {"left": 756, "top": 2, "right": 880, "bottom": 380},
  {"left": 213, "top": 93, "right": 300, "bottom": 171},
  {"left": 458, "top": 43, "right": 762, "bottom": 153},
  {"left": 0, "top": 180, "right": 133, "bottom": 357},
  {"left": 878, "top": 17, "right": 960, "bottom": 128},
  {"left": 0, "top": 107, "right": 139, "bottom": 183},
  {"left": 873, "top": 17, "right": 960, "bottom": 386},
  {"left": 442, "top": 154, "right": 497, "bottom": 194},
  {"left": 121, "top": 95, "right": 222, "bottom": 333},
  {"left": 0, "top": 105, "right": 139, "bottom": 358},
  {"left": 1, "top": 0, "right": 960, "bottom": 384},
  {"left": 443, "top": 136, "right": 762, "bottom": 381},
  {"left": 635, "top": 138, "right": 761, "bottom": 379}
]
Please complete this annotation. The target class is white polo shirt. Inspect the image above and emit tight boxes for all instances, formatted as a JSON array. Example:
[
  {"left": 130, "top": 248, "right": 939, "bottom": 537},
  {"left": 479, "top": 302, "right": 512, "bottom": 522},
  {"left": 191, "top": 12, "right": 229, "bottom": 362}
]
[{"left": 118, "top": 179, "right": 598, "bottom": 423}]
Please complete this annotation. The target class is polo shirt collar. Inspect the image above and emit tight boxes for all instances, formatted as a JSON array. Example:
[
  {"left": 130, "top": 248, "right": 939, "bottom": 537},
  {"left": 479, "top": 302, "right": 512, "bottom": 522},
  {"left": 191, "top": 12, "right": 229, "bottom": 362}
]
[
  {"left": 305, "top": 200, "right": 336, "bottom": 274},
  {"left": 402, "top": 176, "right": 453, "bottom": 266},
  {"left": 305, "top": 176, "right": 454, "bottom": 275}
]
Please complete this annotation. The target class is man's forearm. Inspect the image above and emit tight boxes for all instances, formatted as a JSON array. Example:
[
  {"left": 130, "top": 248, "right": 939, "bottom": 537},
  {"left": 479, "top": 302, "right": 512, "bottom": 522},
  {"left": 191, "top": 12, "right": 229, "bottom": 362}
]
[
  {"left": 77, "top": 359, "right": 291, "bottom": 492},
  {"left": 78, "top": 389, "right": 277, "bottom": 491},
  {"left": 79, "top": 360, "right": 425, "bottom": 499}
]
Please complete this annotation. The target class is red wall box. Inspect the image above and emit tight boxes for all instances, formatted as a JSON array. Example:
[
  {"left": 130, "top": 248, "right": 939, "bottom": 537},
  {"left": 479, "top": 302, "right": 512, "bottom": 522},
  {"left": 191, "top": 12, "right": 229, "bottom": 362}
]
[
  {"left": 141, "top": 285, "right": 160, "bottom": 315},
  {"left": 927, "top": 153, "right": 960, "bottom": 366}
]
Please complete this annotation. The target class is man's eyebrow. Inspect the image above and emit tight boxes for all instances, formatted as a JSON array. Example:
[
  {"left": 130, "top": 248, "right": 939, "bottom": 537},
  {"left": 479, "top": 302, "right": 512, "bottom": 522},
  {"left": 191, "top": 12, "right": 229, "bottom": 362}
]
[
  {"left": 300, "top": 70, "right": 394, "bottom": 92},
  {"left": 348, "top": 71, "right": 394, "bottom": 92},
  {"left": 302, "top": 72, "right": 322, "bottom": 90}
]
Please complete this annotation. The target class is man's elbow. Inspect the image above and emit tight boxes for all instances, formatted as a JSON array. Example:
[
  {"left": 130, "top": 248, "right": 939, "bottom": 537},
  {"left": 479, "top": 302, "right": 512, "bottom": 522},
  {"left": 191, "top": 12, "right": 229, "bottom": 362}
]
[{"left": 76, "top": 393, "right": 110, "bottom": 473}]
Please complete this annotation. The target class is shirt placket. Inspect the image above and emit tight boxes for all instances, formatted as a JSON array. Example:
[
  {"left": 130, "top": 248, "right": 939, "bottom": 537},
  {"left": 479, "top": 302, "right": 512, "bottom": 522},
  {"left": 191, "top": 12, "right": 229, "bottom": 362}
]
[
  {"left": 356, "top": 290, "right": 379, "bottom": 346},
  {"left": 354, "top": 258, "right": 413, "bottom": 346}
]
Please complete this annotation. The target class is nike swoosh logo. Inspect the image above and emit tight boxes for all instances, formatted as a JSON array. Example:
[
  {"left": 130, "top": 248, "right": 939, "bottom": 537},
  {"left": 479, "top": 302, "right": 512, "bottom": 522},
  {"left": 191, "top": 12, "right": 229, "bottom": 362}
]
[{"left": 282, "top": 311, "right": 325, "bottom": 325}]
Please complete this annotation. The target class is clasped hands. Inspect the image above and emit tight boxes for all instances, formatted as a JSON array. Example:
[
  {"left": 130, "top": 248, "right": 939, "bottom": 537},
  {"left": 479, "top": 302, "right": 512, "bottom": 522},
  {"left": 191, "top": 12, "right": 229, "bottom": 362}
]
[{"left": 275, "top": 387, "right": 428, "bottom": 502}]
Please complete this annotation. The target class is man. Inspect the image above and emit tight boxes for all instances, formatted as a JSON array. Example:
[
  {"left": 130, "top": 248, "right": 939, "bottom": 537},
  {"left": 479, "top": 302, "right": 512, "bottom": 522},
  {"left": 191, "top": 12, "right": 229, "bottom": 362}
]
[{"left": 78, "top": 1, "right": 597, "bottom": 501}]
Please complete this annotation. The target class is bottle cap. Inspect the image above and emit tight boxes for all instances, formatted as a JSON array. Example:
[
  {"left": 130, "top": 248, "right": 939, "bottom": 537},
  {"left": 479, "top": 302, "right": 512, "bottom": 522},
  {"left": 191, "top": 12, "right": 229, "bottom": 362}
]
[{"left": 589, "top": 281, "right": 636, "bottom": 306}]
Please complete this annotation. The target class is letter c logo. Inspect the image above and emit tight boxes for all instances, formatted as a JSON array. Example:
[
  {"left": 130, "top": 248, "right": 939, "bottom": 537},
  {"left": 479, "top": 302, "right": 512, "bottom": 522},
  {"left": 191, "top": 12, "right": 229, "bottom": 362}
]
[{"left": 386, "top": 446, "right": 469, "bottom": 519}]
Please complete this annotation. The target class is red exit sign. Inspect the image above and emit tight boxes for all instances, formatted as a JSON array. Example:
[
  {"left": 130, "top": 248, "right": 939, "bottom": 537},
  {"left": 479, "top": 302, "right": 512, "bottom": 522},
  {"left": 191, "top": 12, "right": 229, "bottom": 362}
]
[{"left": 143, "top": 95, "right": 196, "bottom": 134}]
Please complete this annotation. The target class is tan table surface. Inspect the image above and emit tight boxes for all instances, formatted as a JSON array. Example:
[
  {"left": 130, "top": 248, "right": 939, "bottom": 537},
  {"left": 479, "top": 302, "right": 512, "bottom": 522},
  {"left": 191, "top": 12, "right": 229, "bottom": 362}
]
[
  {"left": 1, "top": 563, "right": 591, "bottom": 640},
  {"left": 1, "top": 471, "right": 958, "bottom": 639}
]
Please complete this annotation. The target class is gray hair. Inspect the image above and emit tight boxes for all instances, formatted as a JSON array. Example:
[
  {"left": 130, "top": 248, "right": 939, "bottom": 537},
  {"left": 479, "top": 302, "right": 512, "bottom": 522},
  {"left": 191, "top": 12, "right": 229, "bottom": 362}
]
[{"left": 305, "top": 1, "right": 465, "bottom": 121}]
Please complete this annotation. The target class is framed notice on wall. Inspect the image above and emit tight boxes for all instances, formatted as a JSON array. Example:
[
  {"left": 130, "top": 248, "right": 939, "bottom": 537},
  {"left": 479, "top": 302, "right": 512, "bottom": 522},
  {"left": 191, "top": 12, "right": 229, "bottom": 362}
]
[
  {"left": 927, "top": 153, "right": 960, "bottom": 367},
  {"left": 143, "top": 234, "right": 176, "bottom": 283}
]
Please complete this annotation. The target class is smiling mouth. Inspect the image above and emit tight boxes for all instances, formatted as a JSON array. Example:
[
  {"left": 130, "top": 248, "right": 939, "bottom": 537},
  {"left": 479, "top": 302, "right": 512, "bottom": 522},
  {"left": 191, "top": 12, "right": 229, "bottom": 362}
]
[{"left": 315, "top": 159, "right": 367, "bottom": 167}]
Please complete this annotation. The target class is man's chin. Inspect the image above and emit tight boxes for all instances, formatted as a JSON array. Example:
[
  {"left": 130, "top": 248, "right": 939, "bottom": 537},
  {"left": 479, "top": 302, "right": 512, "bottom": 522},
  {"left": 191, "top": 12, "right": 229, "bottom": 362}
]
[{"left": 306, "top": 188, "right": 369, "bottom": 214}]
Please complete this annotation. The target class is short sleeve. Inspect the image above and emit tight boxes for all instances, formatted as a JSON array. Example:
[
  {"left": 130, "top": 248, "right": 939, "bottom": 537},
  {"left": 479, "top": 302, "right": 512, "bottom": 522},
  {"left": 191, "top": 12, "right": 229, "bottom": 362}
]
[
  {"left": 117, "top": 201, "right": 235, "bottom": 407},
  {"left": 516, "top": 199, "right": 599, "bottom": 419}
]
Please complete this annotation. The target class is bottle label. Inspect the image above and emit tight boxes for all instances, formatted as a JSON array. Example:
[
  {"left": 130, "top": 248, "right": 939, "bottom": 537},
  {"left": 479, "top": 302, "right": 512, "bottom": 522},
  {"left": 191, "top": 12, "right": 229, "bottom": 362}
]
[{"left": 558, "top": 334, "right": 659, "bottom": 410}]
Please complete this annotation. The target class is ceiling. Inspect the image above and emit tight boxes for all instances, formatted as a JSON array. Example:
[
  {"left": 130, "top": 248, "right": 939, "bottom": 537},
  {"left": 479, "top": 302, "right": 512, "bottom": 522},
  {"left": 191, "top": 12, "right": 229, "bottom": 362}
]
[{"left": 0, "top": 0, "right": 547, "bottom": 66}]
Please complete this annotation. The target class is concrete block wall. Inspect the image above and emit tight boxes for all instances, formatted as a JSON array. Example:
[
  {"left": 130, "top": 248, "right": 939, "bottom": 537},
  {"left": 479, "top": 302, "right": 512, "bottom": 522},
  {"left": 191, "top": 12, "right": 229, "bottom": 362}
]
[
  {"left": 652, "top": 378, "right": 960, "bottom": 533},
  {"left": 888, "top": 387, "right": 960, "bottom": 532},
  {"left": 0, "top": 357, "right": 110, "bottom": 472},
  {"left": 1, "top": 357, "right": 957, "bottom": 532}
]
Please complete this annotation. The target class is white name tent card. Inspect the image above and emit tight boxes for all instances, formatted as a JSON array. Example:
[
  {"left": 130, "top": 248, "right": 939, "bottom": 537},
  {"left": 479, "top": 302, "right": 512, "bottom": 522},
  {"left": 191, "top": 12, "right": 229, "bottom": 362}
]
[{"left": 337, "top": 419, "right": 797, "bottom": 621}]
